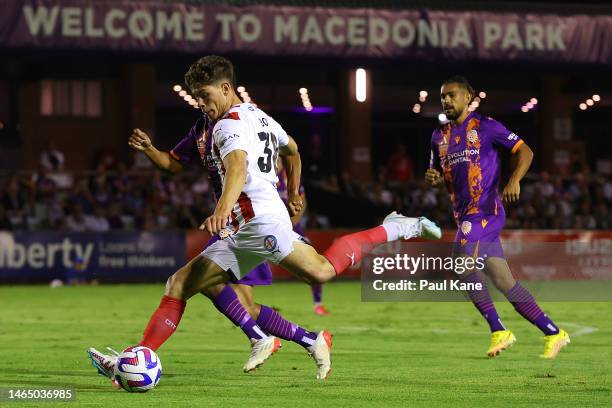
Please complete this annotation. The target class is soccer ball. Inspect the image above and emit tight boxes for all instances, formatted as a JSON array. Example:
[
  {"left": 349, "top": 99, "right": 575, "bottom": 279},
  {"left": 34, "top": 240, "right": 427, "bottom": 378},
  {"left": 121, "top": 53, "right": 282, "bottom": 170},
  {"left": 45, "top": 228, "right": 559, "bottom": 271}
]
[{"left": 113, "top": 346, "right": 162, "bottom": 392}]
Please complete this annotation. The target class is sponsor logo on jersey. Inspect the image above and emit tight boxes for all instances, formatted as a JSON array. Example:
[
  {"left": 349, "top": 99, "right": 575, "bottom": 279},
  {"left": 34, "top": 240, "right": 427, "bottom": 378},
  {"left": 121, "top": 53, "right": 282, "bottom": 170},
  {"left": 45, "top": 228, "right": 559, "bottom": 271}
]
[{"left": 461, "top": 221, "right": 472, "bottom": 235}]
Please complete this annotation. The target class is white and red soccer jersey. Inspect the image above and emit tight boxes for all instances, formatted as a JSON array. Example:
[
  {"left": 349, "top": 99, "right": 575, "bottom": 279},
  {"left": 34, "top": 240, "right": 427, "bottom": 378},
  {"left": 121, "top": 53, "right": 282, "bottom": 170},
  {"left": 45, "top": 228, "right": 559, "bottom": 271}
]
[{"left": 211, "top": 103, "right": 290, "bottom": 230}]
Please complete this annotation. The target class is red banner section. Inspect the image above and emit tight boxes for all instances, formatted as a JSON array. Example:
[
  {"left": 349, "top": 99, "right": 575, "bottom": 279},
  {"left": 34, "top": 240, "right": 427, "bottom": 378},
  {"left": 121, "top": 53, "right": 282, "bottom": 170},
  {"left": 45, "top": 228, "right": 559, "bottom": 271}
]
[
  {"left": 185, "top": 230, "right": 612, "bottom": 281},
  {"left": 1, "top": 1, "right": 610, "bottom": 64}
]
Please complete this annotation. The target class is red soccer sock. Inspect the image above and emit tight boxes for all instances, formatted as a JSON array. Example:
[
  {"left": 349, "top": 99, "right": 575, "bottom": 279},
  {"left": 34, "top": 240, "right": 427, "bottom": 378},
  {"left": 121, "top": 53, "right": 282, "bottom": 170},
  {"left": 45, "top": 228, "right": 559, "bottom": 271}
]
[
  {"left": 323, "top": 226, "right": 388, "bottom": 275},
  {"left": 139, "top": 295, "right": 186, "bottom": 351}
]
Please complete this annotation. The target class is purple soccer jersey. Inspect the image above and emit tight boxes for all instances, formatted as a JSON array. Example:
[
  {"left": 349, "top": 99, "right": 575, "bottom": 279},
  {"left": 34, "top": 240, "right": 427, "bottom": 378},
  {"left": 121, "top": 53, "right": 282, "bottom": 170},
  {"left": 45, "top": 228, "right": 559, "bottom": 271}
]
[
  {"left": 430, "top": 111, "right": 524, "bottom": 257},
  {"left": 170, "top": 115, "right": 273, "bottom": 286}
]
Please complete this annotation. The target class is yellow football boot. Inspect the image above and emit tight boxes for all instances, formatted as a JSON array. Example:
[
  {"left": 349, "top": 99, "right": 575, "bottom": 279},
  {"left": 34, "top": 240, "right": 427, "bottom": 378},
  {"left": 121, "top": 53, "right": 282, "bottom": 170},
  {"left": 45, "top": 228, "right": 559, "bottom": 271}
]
[
  {"left": 487, "top": 330, "right": 516, "bottom": 357},
  {"left": 540, "top": 329, "right": 570, "bottom": 358}
]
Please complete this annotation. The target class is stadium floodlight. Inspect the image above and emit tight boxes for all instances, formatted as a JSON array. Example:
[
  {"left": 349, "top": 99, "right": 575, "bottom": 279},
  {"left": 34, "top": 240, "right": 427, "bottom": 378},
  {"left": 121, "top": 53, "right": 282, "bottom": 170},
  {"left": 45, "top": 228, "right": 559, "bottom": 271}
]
[
  {"left": 173, "top": 85, "right": 182, "bottom": 92},
  {"left": 579, "top": 103, "right": 587, "bottom": 110},
  {"left": 356, "top": 68, "right": 367, "bottom": 102},
  {"left": 179, "top": 90, "right": 187, "bottom": 97},
  {"left": 419, "top": 96, "right": 427, "bottom": 102},
  {"left": 530, "top": 98, "right": 538, "bottom": 104},
  {"left": 521, "top": 106, "right": 529, "bottom": 112},
  {"left": 592, "top": 94, "right": 601, "bottom": 102},
  {"left": 419, "top": 90, "right": 428, "bottom": 98},
  {"left": 438, "top": 113, "right": 448, "bottom": 123},
  {"left": 299, "top": 87, "right": 308, "bottom": 95},
  {"left": 479, "top": 91, "right": 486, "bottom": 99},
  {"left": 237, "top": 86, "right": 245, "bottom": 93},
  {"left": 586, "top": 99, "right": 594, "bottom": 106},
  {"left": 526, "top": 102, "right": 534, "bottom": 109}
]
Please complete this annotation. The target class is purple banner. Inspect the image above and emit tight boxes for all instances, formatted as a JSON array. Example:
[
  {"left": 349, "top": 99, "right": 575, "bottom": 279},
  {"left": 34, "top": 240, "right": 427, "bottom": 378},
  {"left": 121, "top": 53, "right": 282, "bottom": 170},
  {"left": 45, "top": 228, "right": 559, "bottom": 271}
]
[{"left": 0, "top": 0, "right": 610, "bottom": 64}]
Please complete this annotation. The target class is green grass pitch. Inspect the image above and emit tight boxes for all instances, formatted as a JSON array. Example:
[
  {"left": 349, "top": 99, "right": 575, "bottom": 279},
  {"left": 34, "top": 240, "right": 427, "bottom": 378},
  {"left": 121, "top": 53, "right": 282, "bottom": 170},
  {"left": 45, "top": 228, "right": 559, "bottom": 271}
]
[{"left": 0, "top": 282, "right": 610, "bottom": 407}]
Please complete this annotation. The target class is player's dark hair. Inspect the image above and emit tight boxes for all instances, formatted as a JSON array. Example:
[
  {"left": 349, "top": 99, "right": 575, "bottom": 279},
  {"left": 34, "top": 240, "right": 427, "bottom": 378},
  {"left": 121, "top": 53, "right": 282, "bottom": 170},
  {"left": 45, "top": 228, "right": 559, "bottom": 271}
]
[
  {"left": 185, "top": 55, "right": 236, "bottom": 91},
  {"left": 442, "top": 76, "right": 475, "bottom": 100}
]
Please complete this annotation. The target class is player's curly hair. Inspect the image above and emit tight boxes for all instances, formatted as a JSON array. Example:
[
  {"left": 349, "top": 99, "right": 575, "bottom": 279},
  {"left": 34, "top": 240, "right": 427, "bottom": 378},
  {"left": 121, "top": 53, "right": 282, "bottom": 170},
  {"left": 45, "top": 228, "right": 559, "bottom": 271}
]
[
  {"left": 184, "top": 55, "right": 236, "bottom": 92},
  {"left": 442, "top": 76, "right": 475, "bottom": 100}
]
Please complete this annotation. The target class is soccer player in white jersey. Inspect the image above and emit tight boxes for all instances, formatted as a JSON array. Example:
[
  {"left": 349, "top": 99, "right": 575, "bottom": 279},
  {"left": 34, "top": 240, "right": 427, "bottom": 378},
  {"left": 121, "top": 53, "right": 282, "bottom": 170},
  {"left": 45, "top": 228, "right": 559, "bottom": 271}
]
[{"left": 88, "top": 55, "right": 441, "bottom": 381}]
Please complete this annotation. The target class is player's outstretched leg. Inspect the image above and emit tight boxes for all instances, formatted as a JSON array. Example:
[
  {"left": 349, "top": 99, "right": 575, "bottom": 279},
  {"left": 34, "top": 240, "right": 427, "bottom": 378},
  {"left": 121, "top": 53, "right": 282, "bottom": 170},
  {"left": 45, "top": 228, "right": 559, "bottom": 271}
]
[
  {"left": 460, "top": 271, "right": 515, "bottom": 357},
  {"left": 88, "top": 254, "right": 232, "bottom": 383},
  {"left": 281, "top": 211, "right": 441, "bottom": 284},
  {"left": 311, "top": 284, "right": 330, "bottom": 315},
  {"left": 487, "top": 257, "right": 569, "bottom": 358}
]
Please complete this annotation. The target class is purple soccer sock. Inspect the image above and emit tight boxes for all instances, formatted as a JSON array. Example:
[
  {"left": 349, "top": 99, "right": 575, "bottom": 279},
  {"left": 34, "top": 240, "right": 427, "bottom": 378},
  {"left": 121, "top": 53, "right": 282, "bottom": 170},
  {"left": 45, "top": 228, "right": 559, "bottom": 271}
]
[
  {"left": 212, "top": 285, "right": 267, "bottom": 341},
  {"left": 256, "top": 305, "right": 318, "bottom": 348},
  {"left": 311, "top": 284, "right": 323, "bottom": 304},
  {"left": 505, "top": 282, "right": 559, "bottom": 335},
  {"left": 463, "top": 272, "right": 506, "bottom": 332}
]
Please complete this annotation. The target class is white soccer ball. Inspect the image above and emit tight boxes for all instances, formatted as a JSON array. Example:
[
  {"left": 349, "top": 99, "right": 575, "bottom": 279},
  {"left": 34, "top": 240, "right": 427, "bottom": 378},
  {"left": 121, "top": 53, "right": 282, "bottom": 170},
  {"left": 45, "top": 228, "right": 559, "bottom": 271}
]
[{"left": 113, "top": 346, "right": 162, "bottom": 392}]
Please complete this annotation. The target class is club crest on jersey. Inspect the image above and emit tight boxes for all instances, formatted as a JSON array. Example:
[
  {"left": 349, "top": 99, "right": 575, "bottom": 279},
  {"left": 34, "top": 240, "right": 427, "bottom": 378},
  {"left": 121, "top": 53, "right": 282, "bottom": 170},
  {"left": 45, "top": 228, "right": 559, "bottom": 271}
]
[
  {"left": 263, "top": 235, "right": 278, "bottom": 252},
  {"left": 467, "top": 130, "right": 479, "bottom": 144},
  {"left": 461, "top": 221, "right": 472, "bottom": 235}
]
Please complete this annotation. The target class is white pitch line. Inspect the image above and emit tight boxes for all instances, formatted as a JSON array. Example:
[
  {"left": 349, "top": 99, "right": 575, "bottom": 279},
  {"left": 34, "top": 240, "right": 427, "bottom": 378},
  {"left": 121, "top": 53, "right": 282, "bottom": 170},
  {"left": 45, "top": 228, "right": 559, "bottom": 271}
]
[{"left": 559, "top": 322, "right": 598, "bottom": 337}]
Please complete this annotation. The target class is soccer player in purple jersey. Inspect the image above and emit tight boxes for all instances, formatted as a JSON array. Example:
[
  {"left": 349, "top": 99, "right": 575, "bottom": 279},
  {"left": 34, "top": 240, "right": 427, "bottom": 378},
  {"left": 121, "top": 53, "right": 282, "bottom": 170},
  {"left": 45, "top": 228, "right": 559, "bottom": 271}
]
[
  {"left": 425, "top": 76, "right": 569, "bottom": 358},
  {"left": 277, "top": 163, "right": 330, "bottom": 315}
]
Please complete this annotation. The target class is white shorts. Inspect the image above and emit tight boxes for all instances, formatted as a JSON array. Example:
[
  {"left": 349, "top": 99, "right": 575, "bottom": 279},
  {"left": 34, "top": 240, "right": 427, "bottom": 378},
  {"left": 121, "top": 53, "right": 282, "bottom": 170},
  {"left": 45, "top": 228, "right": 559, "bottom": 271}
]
[{"left": 201, "top": 214, "right": 303, "bottom": 280}]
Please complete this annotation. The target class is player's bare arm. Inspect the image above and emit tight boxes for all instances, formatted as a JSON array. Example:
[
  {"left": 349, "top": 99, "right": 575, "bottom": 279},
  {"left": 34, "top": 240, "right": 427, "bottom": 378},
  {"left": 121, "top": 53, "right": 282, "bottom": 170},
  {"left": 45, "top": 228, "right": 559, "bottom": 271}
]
[
  {"left": 128, "top": 128, "right": 184, "bottom": 174},
  {"left": 280, "top": 136, "right": 303, "bottom": 216},
  {"left": 200, "top": 149, "right": 247, "bottom": 234},
  {"left": 502, "top": 142, "right": 533, "bottom": 203}
]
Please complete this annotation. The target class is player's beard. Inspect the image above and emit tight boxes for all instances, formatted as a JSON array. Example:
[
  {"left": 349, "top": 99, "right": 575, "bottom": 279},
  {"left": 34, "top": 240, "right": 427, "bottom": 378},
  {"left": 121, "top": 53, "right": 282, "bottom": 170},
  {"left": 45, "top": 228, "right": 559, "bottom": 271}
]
[{"left": 444, "top": 108, "right": 460, "bottom": 120}]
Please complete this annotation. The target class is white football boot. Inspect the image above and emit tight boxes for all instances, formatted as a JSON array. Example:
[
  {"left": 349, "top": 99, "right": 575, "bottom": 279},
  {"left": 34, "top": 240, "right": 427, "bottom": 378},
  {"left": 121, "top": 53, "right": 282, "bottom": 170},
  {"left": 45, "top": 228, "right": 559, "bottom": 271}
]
[
  {"left": 307, "top": 330, "right": 333, "bottom": 380},
  {"left": 87, "top": 347, "right": 119, "bottom": 379},
  {"left": 383, "top": 211, "right": 442, "bottom": 240},
  {"left": 243, "top": 336, "right": 282, "bottom": 373}
]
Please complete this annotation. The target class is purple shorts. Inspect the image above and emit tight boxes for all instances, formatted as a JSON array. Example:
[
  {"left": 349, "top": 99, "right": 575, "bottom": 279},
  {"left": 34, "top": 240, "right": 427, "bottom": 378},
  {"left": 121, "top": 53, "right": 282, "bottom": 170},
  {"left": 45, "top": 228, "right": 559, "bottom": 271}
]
[
  {"left": 203, "top": 235, "right": 273, "bottom": 286},
  {"left": 452, "top": 214, "right": 505, "bottom": 259}
]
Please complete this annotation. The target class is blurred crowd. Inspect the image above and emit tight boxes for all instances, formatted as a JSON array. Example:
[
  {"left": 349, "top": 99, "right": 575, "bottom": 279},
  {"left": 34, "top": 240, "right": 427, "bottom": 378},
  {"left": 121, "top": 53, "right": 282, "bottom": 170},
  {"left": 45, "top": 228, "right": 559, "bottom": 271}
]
[
  {"left": 311, "top": 170, "right": 612, "bottom": 230},
  {"left": 0, "top": 143, "right": 610, "bottom": 231}
]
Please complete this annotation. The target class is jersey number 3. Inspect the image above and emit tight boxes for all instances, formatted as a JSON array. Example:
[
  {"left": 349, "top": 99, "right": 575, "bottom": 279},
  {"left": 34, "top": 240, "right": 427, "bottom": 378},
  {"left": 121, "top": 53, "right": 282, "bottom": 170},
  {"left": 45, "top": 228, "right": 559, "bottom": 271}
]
[{"left": 257, "top": 132, "right": 278, "bottom": 173}]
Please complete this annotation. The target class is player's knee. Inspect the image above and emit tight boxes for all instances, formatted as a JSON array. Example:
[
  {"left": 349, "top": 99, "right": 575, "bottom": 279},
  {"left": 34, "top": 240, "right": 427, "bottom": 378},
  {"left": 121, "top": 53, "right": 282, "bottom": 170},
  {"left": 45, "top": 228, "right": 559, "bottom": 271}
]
[
  {"left": 244, "top": 302, "right": 261, "bottom": 319},
  {"left": 305, "top": 257, "right": 335, "bottom": 284},
  {"left": 165, "top": 273, "right": 186, "bottom": 299},
  {"left": 491, "top": 273, "right": 515, "bottom": 292}
]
